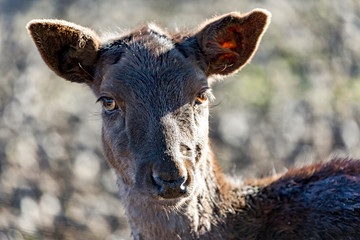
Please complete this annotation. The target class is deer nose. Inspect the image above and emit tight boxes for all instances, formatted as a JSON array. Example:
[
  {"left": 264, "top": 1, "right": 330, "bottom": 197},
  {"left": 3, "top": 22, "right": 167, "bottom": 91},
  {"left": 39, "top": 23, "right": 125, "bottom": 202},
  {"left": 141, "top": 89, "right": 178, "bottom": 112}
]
[{"left": 152, "top": 173, "right": 188, "bottom": 199}]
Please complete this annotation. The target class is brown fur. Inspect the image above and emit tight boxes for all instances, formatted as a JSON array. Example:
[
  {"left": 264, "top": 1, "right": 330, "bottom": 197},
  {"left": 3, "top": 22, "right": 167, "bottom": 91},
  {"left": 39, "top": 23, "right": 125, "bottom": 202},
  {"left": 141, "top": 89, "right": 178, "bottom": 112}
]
[
  {"left": 196, "top": 10, "right": 270, "bottom": 75},
  {"left": 27, "top": 19, "right": 100, "bottom": 84},
  {"left": 27, "top": 9, "right": 360, "bottom": 240}
]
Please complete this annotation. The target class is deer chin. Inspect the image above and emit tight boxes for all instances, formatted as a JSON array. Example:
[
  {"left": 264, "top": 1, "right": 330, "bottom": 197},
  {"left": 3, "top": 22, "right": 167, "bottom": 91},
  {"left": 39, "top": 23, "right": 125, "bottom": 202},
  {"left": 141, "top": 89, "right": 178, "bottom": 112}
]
[{"left": 149, "top": 193, "right": 191, "bottom": 206}]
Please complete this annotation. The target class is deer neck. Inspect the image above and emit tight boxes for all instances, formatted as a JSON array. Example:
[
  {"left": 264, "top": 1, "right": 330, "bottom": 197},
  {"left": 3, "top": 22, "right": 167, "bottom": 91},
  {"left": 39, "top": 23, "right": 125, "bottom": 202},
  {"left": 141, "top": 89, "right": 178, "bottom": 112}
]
[{"left": 116, "top": 145, "right": 242, "bottom": 240}]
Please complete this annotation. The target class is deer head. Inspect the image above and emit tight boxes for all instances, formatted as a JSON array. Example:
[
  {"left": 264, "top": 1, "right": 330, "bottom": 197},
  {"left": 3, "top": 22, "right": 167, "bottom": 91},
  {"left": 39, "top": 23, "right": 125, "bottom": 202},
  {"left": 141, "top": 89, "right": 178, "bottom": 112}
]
[{"left": 27, "top": 9, "right": 270, "bottom": 204}]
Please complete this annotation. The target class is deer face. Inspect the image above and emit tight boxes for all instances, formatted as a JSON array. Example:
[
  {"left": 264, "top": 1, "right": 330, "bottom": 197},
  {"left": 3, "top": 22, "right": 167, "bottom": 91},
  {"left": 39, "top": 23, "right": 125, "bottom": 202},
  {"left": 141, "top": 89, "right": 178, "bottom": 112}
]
[
  {"left": 97, "top": 32, "right": 211, "bottom": 200},
  {"left": 27, "top": 9, "right": 270, "bottom": 203}
]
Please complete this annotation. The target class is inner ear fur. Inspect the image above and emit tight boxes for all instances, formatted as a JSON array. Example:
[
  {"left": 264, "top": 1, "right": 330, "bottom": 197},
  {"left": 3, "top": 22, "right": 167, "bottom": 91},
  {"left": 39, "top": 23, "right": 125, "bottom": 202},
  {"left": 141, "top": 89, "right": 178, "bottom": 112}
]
[
  {"left": 195, "top": 9, "right": 271, "bottom": 76},
  {"left": 27, "top": 19, "right": 100, "bottom": 84}
]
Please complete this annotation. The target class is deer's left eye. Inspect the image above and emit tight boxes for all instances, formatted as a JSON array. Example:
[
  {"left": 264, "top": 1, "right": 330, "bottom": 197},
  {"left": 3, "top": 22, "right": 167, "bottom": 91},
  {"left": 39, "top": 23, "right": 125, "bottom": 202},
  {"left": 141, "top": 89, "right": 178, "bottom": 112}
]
[
  {"left": 99, "top": 97, "right": 119, "bottom": 112},
  {"left": 195, "top": 92, "right": 208, "bottom": 105}
]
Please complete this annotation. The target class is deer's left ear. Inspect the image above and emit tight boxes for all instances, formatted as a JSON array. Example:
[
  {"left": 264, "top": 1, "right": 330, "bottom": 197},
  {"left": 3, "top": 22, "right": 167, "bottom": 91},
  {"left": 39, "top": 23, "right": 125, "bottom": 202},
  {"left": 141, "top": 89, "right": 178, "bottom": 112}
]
[
  {"left": 194, "top": 9, "right": 270, "bottom": 76},
  {"left": 27, "top": 19, "right": 100, "bottom": 84}
]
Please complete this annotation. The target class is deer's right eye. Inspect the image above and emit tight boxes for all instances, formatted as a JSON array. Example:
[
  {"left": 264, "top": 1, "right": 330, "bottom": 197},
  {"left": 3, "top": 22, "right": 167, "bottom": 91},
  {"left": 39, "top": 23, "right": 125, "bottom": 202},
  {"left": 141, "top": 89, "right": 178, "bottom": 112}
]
[{"left": 99, "top": 97, "right": 119, "bottom": 113}]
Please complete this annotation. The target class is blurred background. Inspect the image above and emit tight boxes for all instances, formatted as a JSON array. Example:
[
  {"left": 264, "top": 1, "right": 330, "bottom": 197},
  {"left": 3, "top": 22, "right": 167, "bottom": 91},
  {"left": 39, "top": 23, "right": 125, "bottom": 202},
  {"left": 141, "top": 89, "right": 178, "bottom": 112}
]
[{"left": 1, "top": 0, "right": 360, "bottom": 239}]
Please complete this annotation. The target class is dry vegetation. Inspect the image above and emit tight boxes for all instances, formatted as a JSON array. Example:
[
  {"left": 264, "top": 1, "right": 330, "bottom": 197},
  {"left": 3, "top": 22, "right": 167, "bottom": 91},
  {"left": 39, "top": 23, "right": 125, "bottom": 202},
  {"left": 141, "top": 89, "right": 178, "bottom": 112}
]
[{"left": 0, "top": 0, "right": 360, "bottom": 239}]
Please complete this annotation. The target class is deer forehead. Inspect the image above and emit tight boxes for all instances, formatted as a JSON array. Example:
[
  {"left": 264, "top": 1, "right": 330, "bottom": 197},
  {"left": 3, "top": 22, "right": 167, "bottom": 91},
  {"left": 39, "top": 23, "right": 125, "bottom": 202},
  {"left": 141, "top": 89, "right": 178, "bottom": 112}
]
[{"left": 97, "top": 30, "right": 208, "bottom": 105}]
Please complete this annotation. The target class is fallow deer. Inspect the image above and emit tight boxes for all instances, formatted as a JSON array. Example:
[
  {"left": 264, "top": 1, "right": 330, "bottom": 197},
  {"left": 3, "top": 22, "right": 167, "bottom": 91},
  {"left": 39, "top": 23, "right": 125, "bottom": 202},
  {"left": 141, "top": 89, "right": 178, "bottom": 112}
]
[{"left": 27, "top": 9, "right": 360, "bottom": 240}]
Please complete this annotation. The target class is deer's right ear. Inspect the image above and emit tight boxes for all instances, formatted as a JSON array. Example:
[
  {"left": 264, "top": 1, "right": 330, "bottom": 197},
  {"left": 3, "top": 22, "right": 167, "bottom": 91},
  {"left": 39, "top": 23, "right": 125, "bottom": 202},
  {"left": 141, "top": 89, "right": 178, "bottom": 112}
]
[{"left": 27, "top": 19, "right": 100, "bottom": 84}]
